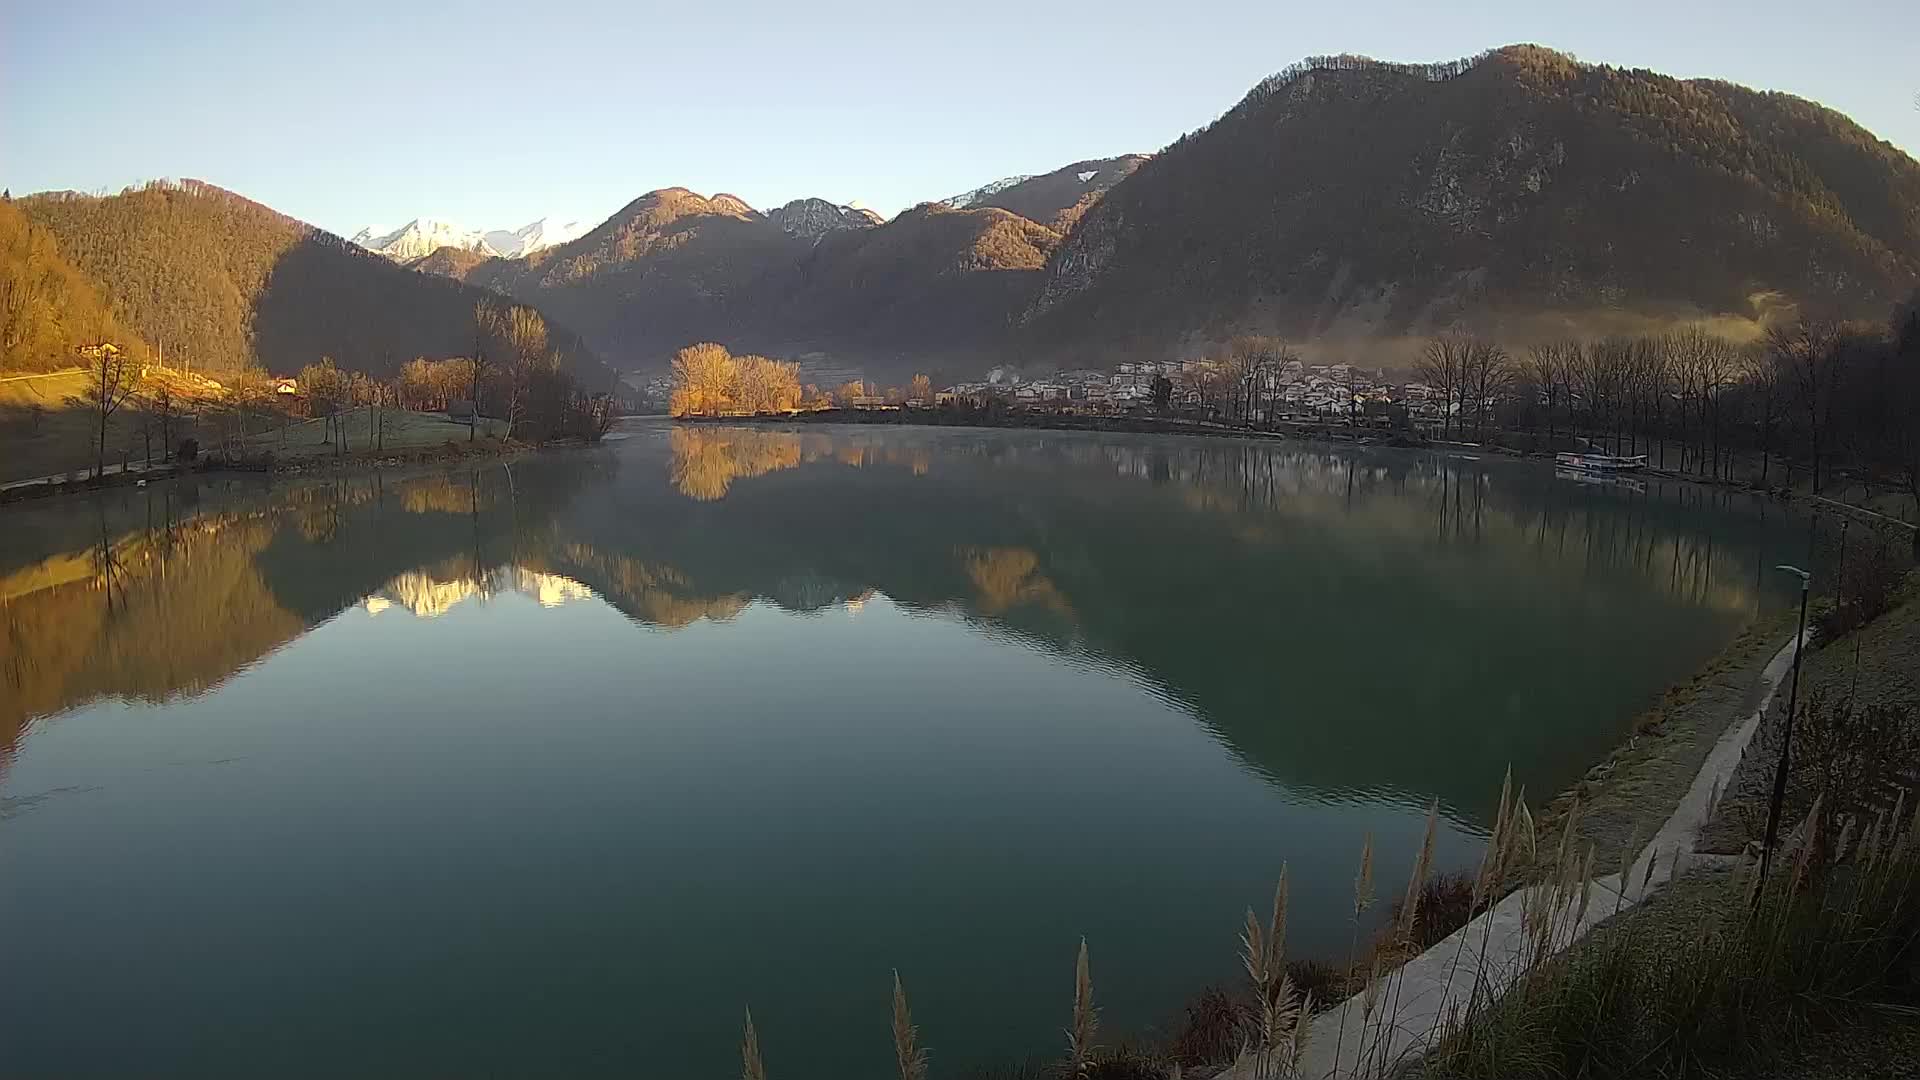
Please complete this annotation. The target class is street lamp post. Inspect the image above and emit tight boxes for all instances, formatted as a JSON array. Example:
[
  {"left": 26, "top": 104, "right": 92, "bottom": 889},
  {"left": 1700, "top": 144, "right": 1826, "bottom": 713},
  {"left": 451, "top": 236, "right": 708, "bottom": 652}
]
[{"left": 1755, "top": 563, "right": 1812, "bottom": 904}]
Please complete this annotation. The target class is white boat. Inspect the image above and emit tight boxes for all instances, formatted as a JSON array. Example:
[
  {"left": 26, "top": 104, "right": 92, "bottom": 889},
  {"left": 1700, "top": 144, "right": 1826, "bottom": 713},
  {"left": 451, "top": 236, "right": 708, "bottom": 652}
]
[
  {"left": 1555, "top": 451, "right": 1648, "bottom": 473},
  {"left": 1556, "top": 467, "right": 1647, "bottom": 493}
]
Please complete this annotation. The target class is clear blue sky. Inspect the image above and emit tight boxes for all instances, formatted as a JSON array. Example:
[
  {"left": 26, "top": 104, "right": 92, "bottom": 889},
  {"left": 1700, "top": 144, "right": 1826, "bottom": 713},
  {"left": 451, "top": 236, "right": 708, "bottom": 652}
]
[{"left": 6, "top": 0, "right": 1916, "bottom": 237}]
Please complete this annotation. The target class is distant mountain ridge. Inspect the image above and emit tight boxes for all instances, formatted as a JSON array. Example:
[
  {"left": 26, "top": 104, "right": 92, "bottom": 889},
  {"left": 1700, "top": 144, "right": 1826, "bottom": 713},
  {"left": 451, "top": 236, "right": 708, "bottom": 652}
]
[
  {"left": 351, "top": 215, "right": 589, "bottom": 260},
  {"left": 942, "top": 155, "right": 1149, "bottom": 230},
  {"left": 15, "top": 180, "right": 611, "bottom": 385},
  {"left": 442, "top": 188, "right": 1068, "bottom": 367},
  {"left": 365, "top": 46, "right": 1920, "bottom": 376}
]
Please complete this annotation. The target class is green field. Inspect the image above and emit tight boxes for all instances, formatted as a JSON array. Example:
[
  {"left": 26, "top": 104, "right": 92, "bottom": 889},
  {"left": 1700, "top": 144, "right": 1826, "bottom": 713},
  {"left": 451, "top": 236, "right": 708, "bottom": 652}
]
[
  {"left": 241, "top": 409, "right": 507, "bottom": 459},
  {"left": 0, "top": 369, "right": 180, "bottom": 484},
  {"left": 1, "top": 370, "right": 506, "bottom": 484}
]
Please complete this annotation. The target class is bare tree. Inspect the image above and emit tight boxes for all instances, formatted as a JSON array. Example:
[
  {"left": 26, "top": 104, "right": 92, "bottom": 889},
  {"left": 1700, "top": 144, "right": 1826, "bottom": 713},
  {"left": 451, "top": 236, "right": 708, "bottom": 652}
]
[
  {"left": 1522, "top": 342, "right": 1572, "bottom": 445},
  {"left": 77, "top": 343, "right": 141, "bottom": 479},
  {"left": 1669, "top": 327, "right": 1739, "bottom": 476},
  {"left": 1768, "top": 320, "right": 1843, "bottom": 493},
  {"left": 1415, "top": 334, "right": 1471, "bottom": 437},
  {"left": 1743, "top": 348, "right": 1786, "bottom": 488},
  {"left": 1462, "top": 339, "right": 1513, "bottom": 438},
  {"left": 471, "top": 303, "right": 499, "bottom": 441}
]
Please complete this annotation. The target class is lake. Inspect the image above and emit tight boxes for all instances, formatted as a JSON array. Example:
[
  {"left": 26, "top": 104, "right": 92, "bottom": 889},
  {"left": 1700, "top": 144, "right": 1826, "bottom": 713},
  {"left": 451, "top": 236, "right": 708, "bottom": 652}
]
[{"left": 0, "top": 421, "right": 1812, "bottom": 1077}]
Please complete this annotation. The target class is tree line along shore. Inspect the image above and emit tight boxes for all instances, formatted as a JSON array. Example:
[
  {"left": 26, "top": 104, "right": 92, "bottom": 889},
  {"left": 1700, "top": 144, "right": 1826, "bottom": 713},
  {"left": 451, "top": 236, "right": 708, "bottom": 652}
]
[
  {"left": 666, "top": 302, "right": 1920, "bottom": 537},
  {"left": 0, "top": 301, "right": 619, "bottom": 495}
]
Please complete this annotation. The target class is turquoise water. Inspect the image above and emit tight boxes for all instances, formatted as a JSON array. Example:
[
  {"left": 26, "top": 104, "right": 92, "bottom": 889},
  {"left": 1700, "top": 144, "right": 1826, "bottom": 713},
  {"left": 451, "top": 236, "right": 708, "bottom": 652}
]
[{"left": 0, "top": 422, "right": 1809, "bottom": 1076}]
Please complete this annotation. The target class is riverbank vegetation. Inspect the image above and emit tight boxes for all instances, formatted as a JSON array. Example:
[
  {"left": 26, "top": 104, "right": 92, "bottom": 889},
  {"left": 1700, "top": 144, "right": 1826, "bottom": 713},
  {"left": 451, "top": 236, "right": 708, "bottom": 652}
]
[
  {"left": 0, "top": 300, "right": 617, "bottom": 488},
  {"left": 1151, "top": 299, "right": 1920, "bottom": 526},
  {"left": 666, "top": 342, "right": 939, "bottom": 416},
  {"left": 664, "top": 292, "right": 1920, "bottom": 536}
]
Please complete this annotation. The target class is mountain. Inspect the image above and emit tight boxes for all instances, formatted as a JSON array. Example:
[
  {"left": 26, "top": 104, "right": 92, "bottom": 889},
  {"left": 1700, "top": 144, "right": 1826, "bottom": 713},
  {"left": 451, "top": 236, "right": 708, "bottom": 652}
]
[
  {"left": 408, "top": 244, "right": 495, "bottom": 279},
  {"left": 15, "top": 180, "right": 610, "bottom": 385},
  {"left": 942, "top": 155, "right": 1149, "bottom": 231},
  {"left": 462, "top": 188, "right": 810, "bottom": 362},
  {"left": 450, "top": 188, "right": 1061, "bottom": 366},
  {"left": 765, "top": 198, "right": 884, "bottom": 241},
  {"left": 942, "top": 174, "right": 1032, "bottom": 210},
  {"left": 767, "top": 203, "right": 1061, "bottom": 351},
  {"left": 352, "top": 216, "right": 590, "bottom": 261},
  {"left": 484, "top": 216, "right": 590, "bottom": 258},
  {"left": 1026, "top": 47, "right": 1920, "bottom": 353},
  {"left": 350, "top": 219, "right": 500, "bottom": 261},
  {"left": 419, "top": 47, "right": 1920, "bottom": 374}
]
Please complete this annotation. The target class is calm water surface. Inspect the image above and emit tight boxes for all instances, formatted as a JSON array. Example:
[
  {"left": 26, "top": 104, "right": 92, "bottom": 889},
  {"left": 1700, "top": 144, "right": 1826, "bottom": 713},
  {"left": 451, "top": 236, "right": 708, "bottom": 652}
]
[{"left": 1, "top": 421, "right": 1811, "bottom": 1076}]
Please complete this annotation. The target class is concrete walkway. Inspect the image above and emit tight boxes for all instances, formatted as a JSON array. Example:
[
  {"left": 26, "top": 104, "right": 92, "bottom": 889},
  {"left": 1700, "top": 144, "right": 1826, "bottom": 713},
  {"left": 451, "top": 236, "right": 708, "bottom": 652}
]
[
  {"left": 0, "top": 459, "right": 178, "bottom": 494},
  {"left": 1228, "top": 632, "right": 1804, "bottom": 1079}
]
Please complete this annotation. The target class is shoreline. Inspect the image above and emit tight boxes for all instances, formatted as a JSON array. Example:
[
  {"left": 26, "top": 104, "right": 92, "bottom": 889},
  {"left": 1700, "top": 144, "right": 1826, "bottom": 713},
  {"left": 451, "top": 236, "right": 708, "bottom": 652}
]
[
  {"left": 675, "top": 411, "right": 1918, "bottom": 530},
  {"left": 675, "top": 407, "right": 1430, "bottom": 448},
  {"left": 0, "top": 433, "right": 602, "bottom": 508}
]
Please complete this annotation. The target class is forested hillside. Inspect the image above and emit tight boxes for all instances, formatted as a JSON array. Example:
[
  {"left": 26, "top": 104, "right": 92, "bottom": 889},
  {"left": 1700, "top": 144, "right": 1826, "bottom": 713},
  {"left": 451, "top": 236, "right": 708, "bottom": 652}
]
[
  {"left": 1026, "top": 46, "right": 1920, "bottom": 353},
  {"left": 463, "top": 188, "right": 809, "bottom": 365},
  {"left": 764, "top": 203, "right": 1061, "bottom": 351},
  {"left": 12, "top": 181, "right": 609, "bottom": 385},
  {"left": 0, "top": 200, "right": 141, "bottom": 370}
]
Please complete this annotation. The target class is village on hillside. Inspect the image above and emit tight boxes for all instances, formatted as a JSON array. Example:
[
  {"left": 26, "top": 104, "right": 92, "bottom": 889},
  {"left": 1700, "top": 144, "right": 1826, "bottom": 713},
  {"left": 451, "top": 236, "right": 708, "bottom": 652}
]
[{"left": 635, "top": 355, "right": 1447, "bottom": 425}]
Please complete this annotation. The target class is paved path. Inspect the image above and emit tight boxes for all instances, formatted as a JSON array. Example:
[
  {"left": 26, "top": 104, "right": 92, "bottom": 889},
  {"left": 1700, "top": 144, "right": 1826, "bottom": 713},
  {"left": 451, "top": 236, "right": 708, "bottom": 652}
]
[
  {"left": 0, "top": 460, "right": 177, "bottom": 494},
  {"left": 1227, "top": 632, "right": 1804, "bottom": 1079},
  {"left": 0, "top": 367, "right": 81, "bottom": 385}
]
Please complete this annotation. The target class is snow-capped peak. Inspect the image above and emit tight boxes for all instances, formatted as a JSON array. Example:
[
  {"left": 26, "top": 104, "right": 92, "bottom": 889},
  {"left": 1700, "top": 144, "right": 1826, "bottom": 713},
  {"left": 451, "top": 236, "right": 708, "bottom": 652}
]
[
  {"left": 941, "top": 174, "right": 1033, "bottom": 210},
  {"left": 350, "top": 215, "right": 590, "bottom": 261},
  {"left": 484, "top": 217, "right": 590, "bottom": 258},
  {"left": 350, "top": 219, "right": 497, "bottom": 261}
]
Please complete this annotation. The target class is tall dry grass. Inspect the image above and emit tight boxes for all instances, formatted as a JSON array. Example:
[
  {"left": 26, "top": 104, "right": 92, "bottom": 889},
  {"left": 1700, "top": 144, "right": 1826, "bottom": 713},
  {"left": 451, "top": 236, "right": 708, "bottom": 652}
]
[
  {"left": 740, "top": 1006, "right": 765, "bottom": 1080},
  {"left": 892, "top": 970, "right": 928, "bottom": 1080},
  {"left": 1068, "top": 937, "right": 1100, "bottom": 1076},
  {"left": 1240, "top": 863, "right": 1312, "bottom": 1079},
  {"left": 1426, "top": 789, "right": 1920, "bottom": 1079}
]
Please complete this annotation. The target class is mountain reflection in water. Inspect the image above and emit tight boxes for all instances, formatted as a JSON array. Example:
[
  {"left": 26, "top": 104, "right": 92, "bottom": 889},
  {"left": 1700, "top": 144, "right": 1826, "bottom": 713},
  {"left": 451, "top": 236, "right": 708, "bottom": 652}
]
[
  {"left": 0, "top": 421, "right": 1828, "bottom": 1079},
  {"left": 3, "top": 422, "right": 1811, "bottom": 819}
]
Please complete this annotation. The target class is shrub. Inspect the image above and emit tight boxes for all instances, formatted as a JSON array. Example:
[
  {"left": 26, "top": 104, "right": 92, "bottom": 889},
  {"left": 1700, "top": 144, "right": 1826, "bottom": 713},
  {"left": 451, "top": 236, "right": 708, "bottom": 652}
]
[
  {"left": 1795, "top": 687, "right": 1919, "bottom": 828},
  {"left": 1285, "top": 958, "right": 1348, "bottom": 1004},
  {"left": 1389, "top": 870, "right": 1482, "bottom": 950},
  {"left": 1814, "top": 542, "right": 1903, "bottom": 643},
  {"left": 177, "top": 437, "right": 199, "bottom": 461},
  {"left": 1167, "top": 985, "right": 1254, "bottom": 1069},
  {"left": 1083, "top": 1049, "right": 1175, "bottom": 1079}
]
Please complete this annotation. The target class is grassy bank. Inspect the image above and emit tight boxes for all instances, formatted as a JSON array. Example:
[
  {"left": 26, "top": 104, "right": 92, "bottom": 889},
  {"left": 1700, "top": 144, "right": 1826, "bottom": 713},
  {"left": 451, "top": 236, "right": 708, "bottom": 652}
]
[
  {"left": 1528, "top": 612, "right": 1799, "bottom": 884},
  {"left": 1418, "top": 570, "right": 1920, "bottom": 1080}
]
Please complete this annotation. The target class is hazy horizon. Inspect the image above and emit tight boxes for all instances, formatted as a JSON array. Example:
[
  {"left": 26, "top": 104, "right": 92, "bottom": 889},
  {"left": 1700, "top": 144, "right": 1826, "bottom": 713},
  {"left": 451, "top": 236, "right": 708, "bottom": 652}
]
[{"left": 7, "top": 0, "right": 1918, "bottom": 238}]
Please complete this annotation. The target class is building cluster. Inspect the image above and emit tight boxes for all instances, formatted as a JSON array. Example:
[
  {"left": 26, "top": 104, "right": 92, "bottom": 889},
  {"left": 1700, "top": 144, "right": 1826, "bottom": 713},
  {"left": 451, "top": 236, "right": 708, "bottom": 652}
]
[
  {"left": 638, "top": 351, "right": 1460, "bottom": 425},
  {"left": 941, "top": 359, "right": 1420, "bottom": 422}
]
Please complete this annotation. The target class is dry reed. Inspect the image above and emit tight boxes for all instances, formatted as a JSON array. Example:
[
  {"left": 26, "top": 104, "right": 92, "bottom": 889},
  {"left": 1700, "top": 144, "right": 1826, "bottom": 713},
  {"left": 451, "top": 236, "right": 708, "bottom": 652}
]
[
  {"left": 891, "top": 970, "right": 927, "bottom": 1080},
  {"left": 1066, "top": 937, "right": 1099, "bottom": 1076},
  {"left": 741, "top": 1006, "right": 766, "bottom": 1080}
]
